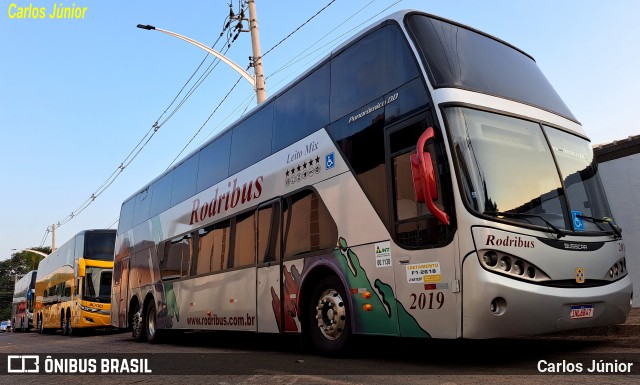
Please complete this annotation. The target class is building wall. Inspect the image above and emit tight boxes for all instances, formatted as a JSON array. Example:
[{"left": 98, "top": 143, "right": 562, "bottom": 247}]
[{"left": 598, "top": 153, "right": 640, "bottom": 307}]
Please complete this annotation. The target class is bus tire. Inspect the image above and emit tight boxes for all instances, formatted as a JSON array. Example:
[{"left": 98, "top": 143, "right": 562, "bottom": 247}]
[
  {"left": 145, "top": 301, "right": 160, "bottom": 344},
  {"left": 37, "top": 315, "right": 43, "bottom": 334},
  {"left": 61, "top": 312, "right": 67, "bottom": 335},
  {"left": 64, "top": 310, "right": 72, "bottom": 336},
  {"left": 131, "top": 302, "right": 146, "bottom": 342},
  {"left": 308, "top": 276, "right": 351, "bottom": 354}
]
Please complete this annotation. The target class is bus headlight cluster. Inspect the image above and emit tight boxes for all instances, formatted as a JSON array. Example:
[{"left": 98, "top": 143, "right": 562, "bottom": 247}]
[
  {"left": 80, "top": 305, "right": 110, "bottom": 315},
  {"left": 605, "top": 258, "right": 627, "bottom": 280},
  {"left": 479, "top": 251, "right": 550, "bottom": 282}
]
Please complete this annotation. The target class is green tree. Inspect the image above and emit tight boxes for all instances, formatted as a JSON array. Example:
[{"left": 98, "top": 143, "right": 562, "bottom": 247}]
[{"left": 0, "top": 247, "right": 50, "bottom": 321}]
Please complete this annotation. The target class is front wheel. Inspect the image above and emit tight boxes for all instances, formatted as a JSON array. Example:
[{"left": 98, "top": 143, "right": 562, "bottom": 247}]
[
  {"left": 37, "top": 315, "right": 43, "bottom": 334},
  {"left": 308, "top": 276, "right": 351, "bottom": 354}
]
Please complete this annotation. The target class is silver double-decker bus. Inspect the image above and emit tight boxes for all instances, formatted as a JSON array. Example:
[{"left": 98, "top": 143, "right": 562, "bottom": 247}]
[{"left": 111, "top": 10, "right": 632, "bottom": 353}]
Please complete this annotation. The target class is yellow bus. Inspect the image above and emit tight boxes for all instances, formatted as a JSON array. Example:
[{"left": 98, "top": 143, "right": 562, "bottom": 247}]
[{"left": 35, "top": 229, "right": 116, "bottom": 335}]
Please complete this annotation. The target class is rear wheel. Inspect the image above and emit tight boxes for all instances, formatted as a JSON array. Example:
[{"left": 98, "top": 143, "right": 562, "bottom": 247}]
[
  {"left": 64, "top": 311, "right": 72, "bottom": 336},
  {"left": 61, "top": 312, "right": 67, "bottom": 335},
  {"left": 131, "top": 302, "right": 146, "bottom": 342},
  {"left": 145, "top": 302, "right": 160, "bottom": 344},
  {"left": 308, "top": 276, "right": 351, "bottom": 354}
]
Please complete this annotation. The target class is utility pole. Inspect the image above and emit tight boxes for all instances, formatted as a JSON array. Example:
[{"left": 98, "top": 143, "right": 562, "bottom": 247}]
[
  {"left": 247, "top": 0, "right": 266, "bottom": 104},
  {"left": 51, "top": 224, "right": 56, "bottom": 252},
  {"left": 138, "top": 0, "right": 266, "bottom": 104}
]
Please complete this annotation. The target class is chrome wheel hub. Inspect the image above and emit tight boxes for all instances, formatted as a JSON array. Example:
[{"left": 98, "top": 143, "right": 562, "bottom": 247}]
[{"left": 315, "top": 289, "right": 346, "bottom": 340}]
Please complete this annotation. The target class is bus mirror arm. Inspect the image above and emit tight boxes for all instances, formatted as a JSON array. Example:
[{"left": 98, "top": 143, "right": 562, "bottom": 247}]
[
  {"left": 410, "top": 127, "right": 450, "bottom": 226},
  {"left": 76, "top": 257, "right": 86, "bottom": 278}
]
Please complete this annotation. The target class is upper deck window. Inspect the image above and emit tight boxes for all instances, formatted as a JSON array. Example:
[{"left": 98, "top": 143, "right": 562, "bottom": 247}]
[
  {"left": 330, "top": 24, "right": 419, "bottom": 122},
  {"left": 406, "top": 14, "right": 576, "bottom": 121},
  {"left": 229, "top": 103, "right": 274, "bottom": 175}
]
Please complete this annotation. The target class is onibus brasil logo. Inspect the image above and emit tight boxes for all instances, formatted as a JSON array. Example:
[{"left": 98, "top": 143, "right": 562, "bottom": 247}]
[{"left": 7, "top": 355, "right": 152, "bottom": 374}]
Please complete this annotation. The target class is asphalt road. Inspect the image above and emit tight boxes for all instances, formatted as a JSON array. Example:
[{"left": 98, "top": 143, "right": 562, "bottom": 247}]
[{"left": 1, "top": 311, "right": 639, "bottom": 385}]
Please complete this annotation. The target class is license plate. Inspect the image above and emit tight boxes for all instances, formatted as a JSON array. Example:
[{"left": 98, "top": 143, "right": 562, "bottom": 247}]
[{"left": 570, "top": 304, "right": 594, "bottom": 319}]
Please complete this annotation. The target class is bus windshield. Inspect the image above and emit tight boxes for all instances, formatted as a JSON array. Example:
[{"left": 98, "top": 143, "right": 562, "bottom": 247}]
[
  {"left": 84, "top": 267, "right": 112, "bottom": 303},
  {"left": 446, "top": 107, "right": 614, "bottom": 234},
  {"left": 84, "top": 232, "right": 116, "bottom": 261}
]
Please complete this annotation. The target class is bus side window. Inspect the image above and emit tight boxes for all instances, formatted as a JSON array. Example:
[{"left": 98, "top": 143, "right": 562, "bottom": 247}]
[
  {"left": 197, "top": 220, "right": 230, "bottom": 275},
  {"left": 257, "top": 203, "right": 281, "bottom": 264},
  {"left": 282, "top": 190, "right": 337, "bottom": 259},
  {"left": 231, "top": 210, "right": 256, "bottom": 268},
  {"left": 161, "top": 235, "right": 192, "bottom": 279}
]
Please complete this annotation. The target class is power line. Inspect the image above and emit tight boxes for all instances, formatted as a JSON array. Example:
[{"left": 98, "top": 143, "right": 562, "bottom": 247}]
[
  {"left": 107, "top": 217, "right": 119, "bottom": 230},
  {"left": 267, "top": 0, "right": 383, "bottom": 81},
  {"left": 46, "top": 1, "right": 403, "bottom": 243},
  {"left": 262, "top": 0, "right": 337, "bottom": 58},
  {"left": 44, "top": 8, "right": 237, "bottom": 236},
  {"left": 166, "top": 76, "right": 244, "bottom": 170},
  {"left": 171, "top": 1, "right": 340, "bottom": 158},
  {"left": 158, "top": 38, "right": 234, "bottom": 129},
  {"left": 153, "top": 7, "right": 243, "bottom": 125},
  {"left": 38, "top": 228, "right": 50, "bottom": 248},
  {"left": 186, "top": 0, "right": 402, "bottom": 155}
]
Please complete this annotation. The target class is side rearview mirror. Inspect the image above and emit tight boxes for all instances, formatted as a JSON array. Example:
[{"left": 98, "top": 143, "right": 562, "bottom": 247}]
[
  {"left": 410, "top": 126, "right": 450, "bottom": 225},
  {"left": 76, "top": 257, "right": 86, "bottom": 278}
]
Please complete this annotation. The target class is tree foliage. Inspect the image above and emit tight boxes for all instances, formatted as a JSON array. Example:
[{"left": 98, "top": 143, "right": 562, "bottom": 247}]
[{"left": 0, "top": 247, "right": 51, "bottom": 321}]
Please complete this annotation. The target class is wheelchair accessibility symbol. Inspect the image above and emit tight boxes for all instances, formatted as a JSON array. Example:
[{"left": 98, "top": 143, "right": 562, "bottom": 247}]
[
  {"left": 571, "top": 210, "right": 584, "bottom": 231},
  {"left": 325, "top": 152, "right": 335, "bottom": 170}
]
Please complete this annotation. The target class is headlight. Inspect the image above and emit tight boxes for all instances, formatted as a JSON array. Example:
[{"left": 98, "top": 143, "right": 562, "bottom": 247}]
[
  {"left": 604, "top": 258, "right": 627, "bottom": 280},
  {"left": 513, "top": 261, "right": 525, "bottom": 276},
  {"left": 498, "top": 257, "right": 511, "bottom": 272},
  {"left": 482, "top": 251, "right": 498, "bottom": 267},
  {"left": 478, "top": 250, "right": 550, "bottom": 282}
]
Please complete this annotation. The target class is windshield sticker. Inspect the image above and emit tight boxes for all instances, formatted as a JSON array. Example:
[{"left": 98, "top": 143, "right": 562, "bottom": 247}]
[
  {"left": 406, "top": 262, "right": 441, "bottom": 283},
  {"left": 572, "top": 210, "right": 585, "bottom": 231}
]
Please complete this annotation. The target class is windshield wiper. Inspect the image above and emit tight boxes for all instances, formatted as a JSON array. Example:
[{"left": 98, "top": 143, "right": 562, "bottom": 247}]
[
  {"left": 577, "top": 214, "right": 622, "bottom": 238},
  {"left": 484, "top": 211, "right": 565, "bottom": 239}
]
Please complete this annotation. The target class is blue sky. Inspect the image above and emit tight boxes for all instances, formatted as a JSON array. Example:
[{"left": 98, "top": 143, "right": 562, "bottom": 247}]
[{"left": 1, "top": 0, "right": 639, "bottom": 258}]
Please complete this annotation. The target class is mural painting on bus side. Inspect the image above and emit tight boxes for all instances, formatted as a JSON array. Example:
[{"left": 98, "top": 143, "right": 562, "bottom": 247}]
[
  {"left": 335, "top": 237, "right": 430, "bottom": 338},
  {"left": 158, "top": 281, "right": 179, "bottom": 328},
  {"left": 269, "top": 237, "right": 429, "bottom": 337},
  {"left": 151, "top": 216, "right": 181, "bottom": 328},
  {"left": 271, "top": 264, "right": 302, "bottom": 332}
]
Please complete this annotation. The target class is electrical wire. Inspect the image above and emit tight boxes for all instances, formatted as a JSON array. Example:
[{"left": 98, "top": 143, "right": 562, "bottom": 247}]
[
  {"left": 267, "top": 0, "right": 398, "bottom": 82},
  {"left": 166, "top": 76, "right": 243, "bottom": 170},
  {"left": 182, "top": 0, "right": 402, "bottom": 153},
  {"left": 173, "top": 1, "right": 341, "bottom": 155},
  {"left": 45, "top": 0, "right": 402, "bottom": 240},
  {"left": 262, "top": 0, "right": 337, "bottom": 58},
  {"left": 107, "top": 217, "right": 119, "bottom": 230},
  {"left": 38, "top": 228, "right": 50, "bottom": 248},
  {"left": 45, "top": 9, "right": 237, "bottom": 234}
]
